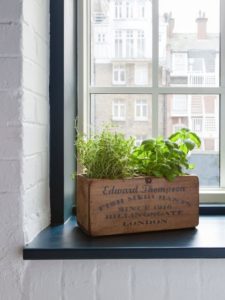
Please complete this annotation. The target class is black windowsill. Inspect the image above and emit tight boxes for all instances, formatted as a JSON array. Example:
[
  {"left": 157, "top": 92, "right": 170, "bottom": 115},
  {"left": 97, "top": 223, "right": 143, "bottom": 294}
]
[{"left": 23, "top": 214, "right": 225, "bottom": 260}]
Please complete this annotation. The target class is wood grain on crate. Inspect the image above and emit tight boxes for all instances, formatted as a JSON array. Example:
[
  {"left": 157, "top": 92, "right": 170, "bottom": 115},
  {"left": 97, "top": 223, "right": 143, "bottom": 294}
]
[{"left": 76, "top": 175, "right": 199, "bottom": 237}]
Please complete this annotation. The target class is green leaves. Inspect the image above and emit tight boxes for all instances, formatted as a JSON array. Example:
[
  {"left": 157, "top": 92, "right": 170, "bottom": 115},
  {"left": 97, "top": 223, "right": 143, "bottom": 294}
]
[
  {"left": 131, "top": 128, "right": 201, "bottom": 181},
  {"left": 75, "top": 127, "right": 201, "bottom": 181},
  {"left": 188, "top": 132, "right": 201, "bottom": 148},
  {"left": 169, "top": 127, "right": 201, "bottom": 148},
  {"left": 75, "top": 128, "right": 135, "bottom": 179}
]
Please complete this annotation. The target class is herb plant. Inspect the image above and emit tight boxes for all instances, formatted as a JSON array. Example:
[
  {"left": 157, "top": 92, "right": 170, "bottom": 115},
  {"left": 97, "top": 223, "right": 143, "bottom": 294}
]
[
  {"left": 131, "top": 128, "right": 201, "bottom": 181},
  {"left": 76, "top": 128, "right": 135, "bottom": 179},
  {"left": 75, "top": 127, "right": 201, "bottom": 181}
]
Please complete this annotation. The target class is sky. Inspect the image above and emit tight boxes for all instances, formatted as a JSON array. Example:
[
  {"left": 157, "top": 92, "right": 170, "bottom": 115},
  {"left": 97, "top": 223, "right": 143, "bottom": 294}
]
[{"left": 160, "top": 0, "right": 220, "bottom": 33}]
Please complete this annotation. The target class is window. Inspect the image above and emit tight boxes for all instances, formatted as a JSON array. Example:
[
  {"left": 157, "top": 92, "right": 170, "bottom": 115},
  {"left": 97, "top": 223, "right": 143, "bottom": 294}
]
[
  {"left": 97, "top": 33, "right": 105, "bottom": 43},
  {"left": 135, "top": 64, "right": 148, "bottom": 85},
  {"left": 126, "top": 30, "right": 134, "bottom": 58},
  {"left": 139, "top": 2, "right": 145, "bottom": 18},
  {"left": 115, "top": 0, "right": 123, "bottom": 19},
  {"left": 126, "top": 1, "right": 133, "bottom": 18},
  {"left": 23, "top": 1, "right": 224, "bottom": 259},
  {"left": 80, "top": 0, "right": 225, "bottom": 203},
  {"left": 172, "top": 95, "right": 188, "bottom": 115},
  {"left": 135, "top": 99, "right": 148, "bottom": 121},
  {"left": 172, "top": 52, "right": 188, "bottom": 75},
  {"left": 192, "top": 117, "right": 203, "bottom": 133},
  {"left": 205, "top": 117, "right": 216, "bottom": 132},
  {"left": 112, "top": 99, "right": 126, "bottom": 121},
  {"left": 137, "top": 30, "right": 145, "bottom": 57},
  {"left": 191, "top": 95, "right": 203, "bottom": 114},
  {"left": 189, "top": 57, "right": 204, "bottom": 73},
  {"left": 115, "top": 30, "right": 123, "bottom": 57},
  {"left": 113, "top": 64, "right": 126, "bottom": 84}
]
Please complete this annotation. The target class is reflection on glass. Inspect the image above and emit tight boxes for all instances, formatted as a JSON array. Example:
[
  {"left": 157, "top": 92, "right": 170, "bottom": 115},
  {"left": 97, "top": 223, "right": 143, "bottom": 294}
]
[
  {"left": 91, "top": 0, "right": 152, "bottom": 87},
  {"left": 159, "top": 0, "right": 220, "bottom": 87},
  {"left": 90, "top": 94, "right": 152, "bottom": 143},
  {"left": 159, "top": 94, "right": 220, "bottom": 187}
]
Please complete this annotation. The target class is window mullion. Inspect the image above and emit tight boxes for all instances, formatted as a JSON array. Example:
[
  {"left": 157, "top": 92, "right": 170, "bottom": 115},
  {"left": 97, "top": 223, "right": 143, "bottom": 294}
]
[
  {"left": 78, "top": 0, "right": 89, "bottom": 135},
  {"left": 220, "top": 93, "right": 225, "bottom": 188},
  {"left": 152, "top": 0, "right": 159, "bottom": 137},
  {"left": 220, "top": 0, "right": 225, "bottom": 188},
  {"left": 89, "top": 86, "right": 223, "bottom": 94}
]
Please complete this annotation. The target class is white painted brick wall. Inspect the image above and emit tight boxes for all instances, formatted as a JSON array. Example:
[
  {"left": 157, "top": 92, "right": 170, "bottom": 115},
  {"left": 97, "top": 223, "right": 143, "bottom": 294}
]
[
  {"left": 0, "top": 24, "right": 21, "bottom": 55},
  {"left": 0, "top": 91, "right": 22, "bottom": 126},
  {"left": 2, "top": 1, "right": 225, "bottom": 300},
  {"left": 0, "top": 0, "right": 22, "bottom": 22},
  {"left": 22, "top": 0, "right": 50, "bottom": 243},
  {"left": 0, "top": 58, "right": 22, "bottom": 89}
]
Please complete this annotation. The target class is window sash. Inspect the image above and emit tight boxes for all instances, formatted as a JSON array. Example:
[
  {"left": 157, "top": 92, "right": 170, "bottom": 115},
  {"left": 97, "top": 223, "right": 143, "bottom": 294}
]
[
  {"left": 77, "top": 0, "right": 225, "bottom": 203},
  {"left": 112, "top": 99, "right": 126, "bottom": 120},
  {"left": 113, "top": 64, "right": 126, "bottom": 84},
  {"left": 135, "top": 99, "right": 148, "bottom": 120}
]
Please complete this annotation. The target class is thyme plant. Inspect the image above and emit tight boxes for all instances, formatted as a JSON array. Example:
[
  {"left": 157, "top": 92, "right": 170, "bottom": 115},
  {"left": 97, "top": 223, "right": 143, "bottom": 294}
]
[{"left": 76, "top": 128, "right": 135, "bottom": 179}]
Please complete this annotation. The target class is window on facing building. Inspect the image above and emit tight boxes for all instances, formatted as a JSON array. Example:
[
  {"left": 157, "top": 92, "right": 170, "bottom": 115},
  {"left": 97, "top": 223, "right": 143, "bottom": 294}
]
[
  {"left": 78, "top": 0, "right": 225, "bottom": 203},
  {"left": 113, "top": 64, "right": 126, "bottom": 85},
  {"left": 112, "top": 99, "right": 126, "bottom": 120},
  {"left": 135, "top": 99, "right": 148, "bottom": 121}
]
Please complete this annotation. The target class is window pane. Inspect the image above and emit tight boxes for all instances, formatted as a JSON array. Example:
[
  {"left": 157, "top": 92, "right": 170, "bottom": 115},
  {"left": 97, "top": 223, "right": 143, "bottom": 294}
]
[
  {"left": 158, "top": 95, "right": 220, "bottom": 187},
  {"left": 112, "top": 99, "right": 126, "bottom": 120},
  {"left": 135, "top": 99, "right": 148, "bottom": 120},
  {"left": 90, "top": 94, "right": 152, "bottom": 138},
  {"left": 159, "top": 0, "right": 220, "bottom": 87},
  {"left": 91, "top": 0, "right": 152, "bottom": 87}
]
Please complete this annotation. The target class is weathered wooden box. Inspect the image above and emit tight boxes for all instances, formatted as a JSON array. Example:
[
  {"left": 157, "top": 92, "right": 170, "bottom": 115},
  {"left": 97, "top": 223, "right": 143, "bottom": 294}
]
[{"left": 76, "top": 175, "right": 199, "bottom": 236}]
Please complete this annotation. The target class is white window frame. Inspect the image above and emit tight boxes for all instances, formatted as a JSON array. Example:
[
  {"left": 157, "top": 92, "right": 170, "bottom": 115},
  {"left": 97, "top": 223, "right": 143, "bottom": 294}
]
[
  {"left": 115, "top": 30, "right": 123, "bottom": 58},
  {"left": 112, "top": 99, "right": 126, "bottom": 121},
  {"left": 126, "top": 30, "right": 134, "bottom": 58},
  {"left": 77, "top": 0, "right": 225, "bottom": 203},
  {"left": 135, "top": 99, "right": 148, "bottom": 121},
  {"left": 137, "top": 30, "right": 145, "bottom": 57},
  {"left": 113, "top": 64, "right": 126, "bottom": 85}
]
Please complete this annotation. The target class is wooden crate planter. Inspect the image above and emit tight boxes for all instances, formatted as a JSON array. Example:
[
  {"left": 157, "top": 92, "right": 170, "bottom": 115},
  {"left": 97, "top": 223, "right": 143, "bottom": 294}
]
[{"left": 76, "top": 174, "right": 199, "bottom": 237}]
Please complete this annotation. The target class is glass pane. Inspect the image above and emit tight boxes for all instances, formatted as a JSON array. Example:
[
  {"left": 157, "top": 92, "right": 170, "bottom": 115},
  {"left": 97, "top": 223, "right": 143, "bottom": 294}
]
[
  {"left": 159, "top": 94, "right": 220, "bottom": 187},
  {"left": 91, "top": 0, "right": 152, "bottom": 87},
  {"left": 90, "top": 94, "right": 152, "bottom": 142},
  {"left": 159, "top": 0, "right": 220, "bottom": 87}
]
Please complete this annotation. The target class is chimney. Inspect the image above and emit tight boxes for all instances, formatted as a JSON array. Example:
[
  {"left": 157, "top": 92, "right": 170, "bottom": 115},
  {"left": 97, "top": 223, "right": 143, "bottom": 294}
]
[
  {"left": 196, "top": 10, "right": 208, "bottom": 39},
  {"left": 164, "top": 12, "right": 175, "bottom": 38}
]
